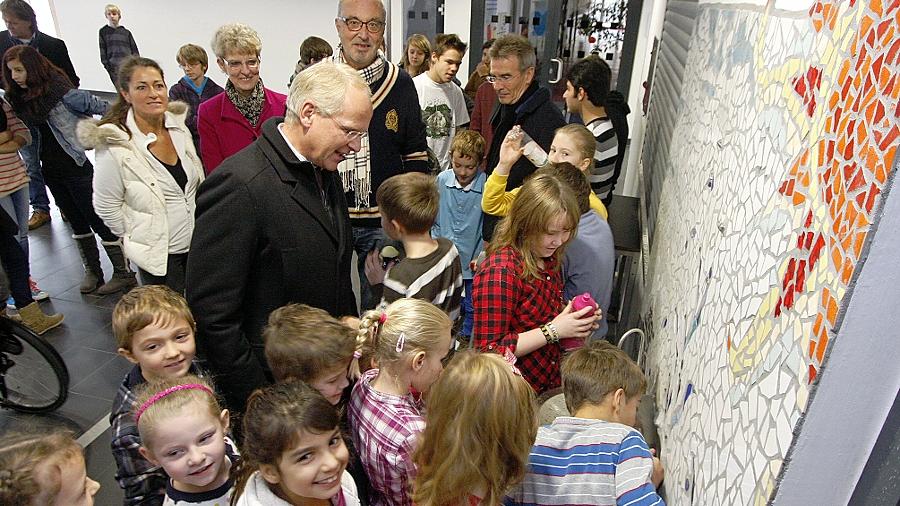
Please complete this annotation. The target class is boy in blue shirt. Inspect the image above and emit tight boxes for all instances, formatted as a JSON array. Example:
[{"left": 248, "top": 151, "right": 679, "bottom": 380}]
[
  {"left": 432, "top": 130, "right": 486, "bottom": 341},
  {"left": 507, "top": 340, "right": 665, "bottom": 505}
]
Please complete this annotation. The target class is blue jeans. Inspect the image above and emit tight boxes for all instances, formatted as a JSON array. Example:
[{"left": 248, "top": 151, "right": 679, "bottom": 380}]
[
  {"left": 460, "top": 278, "right": 474, "bottom": 339},
  {"left": 20, "top": 124, "right": 50, "bottom": 213},
  {"left": 0, "top": 186, "right": 30, "bottom": 259},
  {"left": 352, "top": 225, "right": 384, "bottom": 312}
]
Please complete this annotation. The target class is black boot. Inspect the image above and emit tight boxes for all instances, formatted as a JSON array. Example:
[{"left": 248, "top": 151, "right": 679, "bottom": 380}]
[
  {"left": 97, "top": 240, "right": 137, "bottom": 295},
  {"left": 73, "top": 234, "right": 103, "bottom": 293}
]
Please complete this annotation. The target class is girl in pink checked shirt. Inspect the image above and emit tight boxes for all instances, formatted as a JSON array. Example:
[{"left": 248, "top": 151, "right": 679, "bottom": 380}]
[{"left": 349, "top": 298, "right": 454, "bottom": 506}]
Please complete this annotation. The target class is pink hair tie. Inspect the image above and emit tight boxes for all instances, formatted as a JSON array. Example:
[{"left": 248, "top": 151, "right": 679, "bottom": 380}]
[
  {"left": 135, "top": 384, "right": 213, "bottom": 425},
  {"left": 379, "top": 312, "right": 387, "bottom": 324},
  {"left": 353, "top": 350, "right": 362, "bottom": 359}
]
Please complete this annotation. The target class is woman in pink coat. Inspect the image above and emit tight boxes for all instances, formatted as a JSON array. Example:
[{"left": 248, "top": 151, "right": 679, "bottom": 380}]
[{"left": 197, "top": 23, "right": 286, "bottom": 173}]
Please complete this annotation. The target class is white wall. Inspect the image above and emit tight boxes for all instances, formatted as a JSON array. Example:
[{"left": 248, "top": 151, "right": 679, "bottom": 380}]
[
  {"left": 442, "top": 0, "right": 472, "bottom": 88},
  {"left": 52, "top": 0, "right": 344, "bottom": 94}
]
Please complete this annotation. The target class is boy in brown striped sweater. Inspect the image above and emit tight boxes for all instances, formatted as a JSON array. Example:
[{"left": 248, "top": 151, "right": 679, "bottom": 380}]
[{"left": 363, "top": 172, "right": 463, "bottom": 321}]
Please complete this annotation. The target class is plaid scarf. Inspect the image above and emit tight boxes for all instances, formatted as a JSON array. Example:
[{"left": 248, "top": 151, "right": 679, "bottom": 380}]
[
  {"left": 225, "top": 78, "right": 265, "bottom": 127},
  {"left": 331, "top": 46, "right": 388, "bottom": 210},
  {"left": 333, "top": 44, "right": 386, "bottom": 85}
]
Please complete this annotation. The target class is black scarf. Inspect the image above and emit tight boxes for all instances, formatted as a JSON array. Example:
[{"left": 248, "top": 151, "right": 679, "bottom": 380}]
[{"left": 12, "top": 71, "right": 73, "bottom": 125}]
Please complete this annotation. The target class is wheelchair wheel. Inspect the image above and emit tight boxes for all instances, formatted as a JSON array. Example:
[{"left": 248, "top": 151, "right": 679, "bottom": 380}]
[{"left": 0, "top": 318, "right": 69, "bottom": 413}]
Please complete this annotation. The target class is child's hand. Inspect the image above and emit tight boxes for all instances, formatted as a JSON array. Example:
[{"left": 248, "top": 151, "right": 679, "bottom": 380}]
[
  {"left": 496, "top": 128, "right": 524, "bottom": 175},
  {"left": 363, "top": 249, "right": 388, "bottom": 286},
  {"left": 551, "top": 301, "right": 597, "bottom": 340},
  {"left": 650, "top": 450, "right": 664, "bottom": 488}
]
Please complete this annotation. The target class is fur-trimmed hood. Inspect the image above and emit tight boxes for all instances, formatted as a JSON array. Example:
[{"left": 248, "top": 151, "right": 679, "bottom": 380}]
[{"left": 77, "top": 100, "right": 190, "bottom": 149}]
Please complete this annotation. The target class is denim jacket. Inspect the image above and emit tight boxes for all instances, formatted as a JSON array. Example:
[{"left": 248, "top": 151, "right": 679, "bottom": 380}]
[{"left": 46, "top": 89, "right": 109, "bottom": 166}]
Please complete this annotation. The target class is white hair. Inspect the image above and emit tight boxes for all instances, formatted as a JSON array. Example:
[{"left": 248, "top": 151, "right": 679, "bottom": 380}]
[{"left": 285, "top": 61, "right": 370, "bottom": 124}]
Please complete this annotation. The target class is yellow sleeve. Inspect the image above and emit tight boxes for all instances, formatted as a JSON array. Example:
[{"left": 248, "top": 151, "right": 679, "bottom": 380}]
[
  {"left": 482, "top": 172, "right": 521, "bottom": 216},
  {"left": 589, "top": 192, "right": 609, "bottom": 220}
]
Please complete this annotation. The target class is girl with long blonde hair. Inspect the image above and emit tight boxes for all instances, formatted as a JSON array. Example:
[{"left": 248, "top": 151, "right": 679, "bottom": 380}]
[
  {"left": 349, "top": 298, "right": 453, "bottom": 506},
  {"left": 472, "top": 173, "right": 600, "bottom": 394},
  {"left": 399, "top": 34, "right": 432, "bottom": 77},
  {"left": 413, "top": 351, "right": 537, "bottom": 505}
]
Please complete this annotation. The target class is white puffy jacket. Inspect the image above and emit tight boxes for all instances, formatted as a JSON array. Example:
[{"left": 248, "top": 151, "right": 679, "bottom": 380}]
[{"left": 77, "top": 102, "right": 204, "bottom": 276}]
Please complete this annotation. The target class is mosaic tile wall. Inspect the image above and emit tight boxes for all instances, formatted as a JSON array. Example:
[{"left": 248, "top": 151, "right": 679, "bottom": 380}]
[{"left": 642, "top": 1, "right": 899, "bottom": 504}]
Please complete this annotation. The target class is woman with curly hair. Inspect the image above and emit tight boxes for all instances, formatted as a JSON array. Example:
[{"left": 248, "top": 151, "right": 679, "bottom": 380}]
[{"left": 197, "top": 23, "right": 287, "bottom": 173}]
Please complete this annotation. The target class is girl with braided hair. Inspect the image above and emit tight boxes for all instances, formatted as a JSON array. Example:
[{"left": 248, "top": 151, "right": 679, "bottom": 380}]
[
  {"left": 349, "top": 297, "right": 452, "bottom": 506},
  {"left": 0, "top": 431, "right": 100, "bottom": 505}
]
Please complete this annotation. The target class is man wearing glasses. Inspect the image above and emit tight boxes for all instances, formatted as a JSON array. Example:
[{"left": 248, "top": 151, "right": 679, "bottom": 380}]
[
  {"left": 481, "top": 34, "right": 566, "bottom": 241},
  {"left": 186, "top": 63, "right": 372, "bottom": 415},
  {"left": 333, "top": 0, "right": 429, "bottom": 312}
]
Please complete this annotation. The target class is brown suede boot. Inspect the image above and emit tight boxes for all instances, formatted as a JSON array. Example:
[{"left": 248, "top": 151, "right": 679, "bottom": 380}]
[{"left": 18, "top": 302, "right": 64, "bottom": 335}]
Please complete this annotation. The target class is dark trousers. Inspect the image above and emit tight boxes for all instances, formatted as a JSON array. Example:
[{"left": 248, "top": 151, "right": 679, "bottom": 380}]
[
  {"left": 42, "top": 168, "right": 117, "bottom": 241},
  {"left": 138, "top": 253, "right": 187, "bottom": 294},
  {"left": 0, "top": 231, "right": 33, "bottom": 308}
]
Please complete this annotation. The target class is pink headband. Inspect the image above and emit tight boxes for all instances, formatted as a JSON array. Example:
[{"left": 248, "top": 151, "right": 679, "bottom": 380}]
[{"left": 135, "top": 384, "right": 213, "bottom": 425}]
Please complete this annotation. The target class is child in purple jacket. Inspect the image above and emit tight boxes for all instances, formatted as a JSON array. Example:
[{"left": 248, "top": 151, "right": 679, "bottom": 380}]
[{"left": 168, "top": 44, "right": 224, "bottom": 159}]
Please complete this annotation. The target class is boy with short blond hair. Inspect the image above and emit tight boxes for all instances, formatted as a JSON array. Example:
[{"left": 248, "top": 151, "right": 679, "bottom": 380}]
[
  {"left": 432, "top": 130, "right": 486, "bottom": 339},
  {"left": 508, "top": 341, "right": 665, "bottom": 506},
  {"left": 99, "top": 3, "right": 139, "bottom": 87},
  {"left": 263, "top": 303, "right": 356, "bottom": 405},
  {"left": 169, "top": 43, "right": 224, "bottom": 157},
  {"left": 366, "top": 172, "right": 463, "bottom": 320},
  {"left": 110, "top": 285, "right": 201, "bottom": 506}
]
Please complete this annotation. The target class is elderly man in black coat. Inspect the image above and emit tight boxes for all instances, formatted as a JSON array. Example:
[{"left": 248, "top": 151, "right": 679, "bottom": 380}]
[{"left": 186, "top": 61, "right": 373, "bottom": 415}]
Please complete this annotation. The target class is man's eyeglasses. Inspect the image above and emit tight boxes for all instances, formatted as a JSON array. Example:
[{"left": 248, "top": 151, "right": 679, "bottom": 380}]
[
  {"left": 223, "top": 58, "right": 260, "bottom": 71},
  {"left": 485, "top": 72, "right": 522, "bottom": 84},
  {"left": 337, "top": 16, "right": 386, "bottom": 33},
  {"left": 318, "top": 109, "right": 366, "bottom": 141}
]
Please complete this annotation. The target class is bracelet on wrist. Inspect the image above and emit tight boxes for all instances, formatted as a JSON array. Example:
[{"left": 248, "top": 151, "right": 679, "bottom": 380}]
[{"left": 542, "top": 323, "right": 560, "bottom": 344}]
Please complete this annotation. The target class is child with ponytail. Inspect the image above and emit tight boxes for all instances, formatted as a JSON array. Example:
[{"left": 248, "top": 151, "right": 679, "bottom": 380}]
[
  {"left": 412, "top": 352, "right": 537, "bottom": 506},
  {"left": 232, "top": 380, "right": 361, "bottom": 505},
  {"left": 134, "top": 374, "right": 239, "bottom": 505},
  {"left": 350, "top": 298, "right": 454, "bottom": 506},
  {"left": 0, "top": 431, "right": 100, "bottom": 505}
]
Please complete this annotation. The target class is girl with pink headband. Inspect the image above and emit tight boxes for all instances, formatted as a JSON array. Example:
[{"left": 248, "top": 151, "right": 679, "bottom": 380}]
[{"left": 133, "top": 374, "right": 239, "bottom": 505}]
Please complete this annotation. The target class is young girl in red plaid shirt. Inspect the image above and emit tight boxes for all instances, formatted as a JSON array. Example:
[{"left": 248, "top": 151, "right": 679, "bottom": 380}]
[
  {"left": 472, "top": 172, "right": 601, "bottom": 394},
  {"left": 349, "top": 298, "right": 454, "bottom": 506},
  {"left": 413, "top": 351, "right": 537, "bottom": 506}
]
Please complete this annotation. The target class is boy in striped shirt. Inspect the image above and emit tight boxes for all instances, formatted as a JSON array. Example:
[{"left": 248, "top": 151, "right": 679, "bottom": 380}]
[
  {"left": 563, "top": 56, "right": 620, "bottom": 205},
  {"left": 508, "top": 341, "right": 665, "bottom": 506},
  {"left": 364, "top": 172, "right": 463, "bottom": 321}
]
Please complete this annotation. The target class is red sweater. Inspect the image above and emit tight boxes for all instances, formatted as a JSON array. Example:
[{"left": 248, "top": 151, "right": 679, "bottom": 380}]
[
  {"left": 472, "top": 246, "right": 564, "bottom": 393},
  {"left": 197, "top": 86, "right": 286, "bottom": 173}
]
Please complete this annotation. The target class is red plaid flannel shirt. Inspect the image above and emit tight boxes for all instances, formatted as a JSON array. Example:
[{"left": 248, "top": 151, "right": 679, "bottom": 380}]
[{"left": 472, "top": 246, "right": 565, "bottom": 393}]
